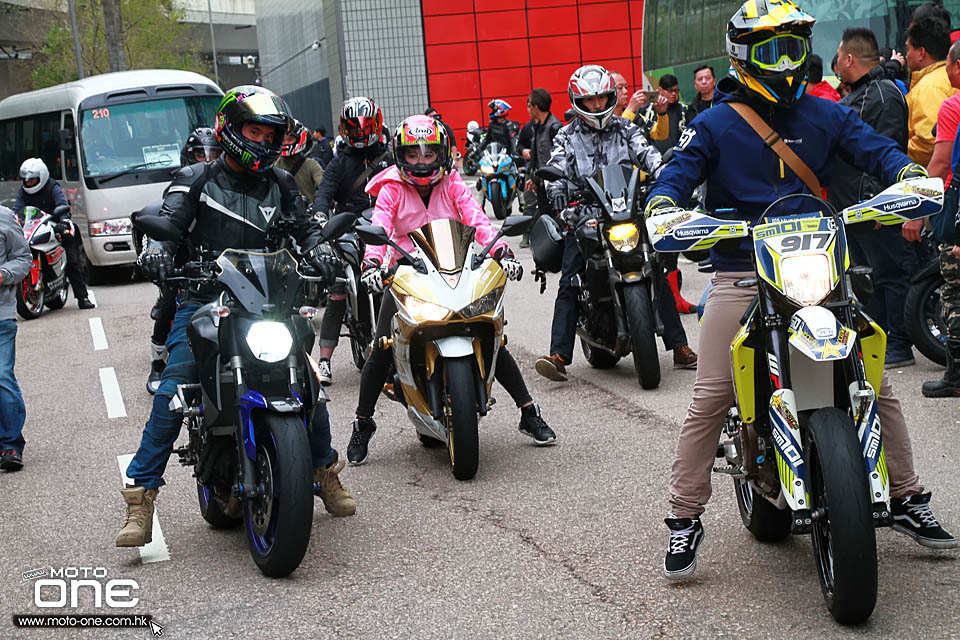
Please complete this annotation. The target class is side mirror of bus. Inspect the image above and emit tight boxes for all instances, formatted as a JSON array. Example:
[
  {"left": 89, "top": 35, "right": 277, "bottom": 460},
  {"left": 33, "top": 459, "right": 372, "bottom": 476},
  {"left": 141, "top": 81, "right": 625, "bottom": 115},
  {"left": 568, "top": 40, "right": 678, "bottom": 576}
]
[{"left": 58, "top": 129, "right": 75, "bottom": 151}]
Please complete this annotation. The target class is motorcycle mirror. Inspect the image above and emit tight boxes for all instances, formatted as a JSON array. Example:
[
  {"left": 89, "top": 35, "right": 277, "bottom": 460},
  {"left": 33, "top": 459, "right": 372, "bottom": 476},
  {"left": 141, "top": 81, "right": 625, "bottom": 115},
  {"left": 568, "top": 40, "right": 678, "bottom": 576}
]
[
  {"left": 320, "top": 212, "right": 356, "bottom": 242},
  {"left": 131, "top": 203, "right": 181, "bottom": 241},
  {"left": 53, "top": 204, "right": 71, "bottom": 217},
  {"left": 536, "top": 166, "right": 564, "bottom": 182},
  {"left": 355, "top": 224, "right": 389, "bottom": 246},
  {"left": 500, "top": 215, "right": 535, "bottom": 237},
  {"left": 361, "top": 207, "right": 375, "bottom": 222}
]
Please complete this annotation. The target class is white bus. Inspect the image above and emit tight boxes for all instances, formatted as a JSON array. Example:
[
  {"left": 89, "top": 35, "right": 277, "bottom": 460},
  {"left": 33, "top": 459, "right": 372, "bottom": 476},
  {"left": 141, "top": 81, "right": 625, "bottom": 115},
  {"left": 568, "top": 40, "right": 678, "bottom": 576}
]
[{"left": 0, "top": 70, "right": 222, "bottom": 273}]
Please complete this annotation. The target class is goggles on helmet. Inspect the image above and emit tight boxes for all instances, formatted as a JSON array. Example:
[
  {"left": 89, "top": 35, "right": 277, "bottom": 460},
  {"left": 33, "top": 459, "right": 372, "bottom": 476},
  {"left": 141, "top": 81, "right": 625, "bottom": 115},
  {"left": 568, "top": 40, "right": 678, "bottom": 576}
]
[
  {"left": 729, "top": 33, "right": 808, "bottom": 72},
  {"left": 192, "top": 146, "right": 221, "bottom": 162}
]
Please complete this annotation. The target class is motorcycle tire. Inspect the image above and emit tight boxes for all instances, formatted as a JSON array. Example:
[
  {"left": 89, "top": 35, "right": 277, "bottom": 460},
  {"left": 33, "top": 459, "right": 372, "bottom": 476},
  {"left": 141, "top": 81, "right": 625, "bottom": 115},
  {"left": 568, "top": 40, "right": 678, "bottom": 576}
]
[
  {"left": 197, "top": 481, "right": 242, "bottom": 529},
  {"left": 904, "top": 273, "right": 947, "bottom": 366},
  {"left": 733, "top": 478, "right": 791, "bottom": 542},
  {"left": 490, "top": 188, "right": 507, "bottom": 220},
  {"left": 44, "top": 285, "right": 69, "bottom": 310},
  {"left": 244, "top": 413, "right": 313, "bottom": 578},
  {"left": 806, "top": 407, "right": 877, "bottom": 625},
  {"left": 349, "top": 333, "right": 369, "bottom": 370},
  {"left": 16, "top": 261, "right": 44, "bottom": 320},
  {"left": 580, "top": 337, "right": 620, "bottom": 369},
  {"left": 443, "top": 356, "right": 479, "bottom": 481},
  {"left": 622, "top": 283, "right": 661, "bottom": 389}
]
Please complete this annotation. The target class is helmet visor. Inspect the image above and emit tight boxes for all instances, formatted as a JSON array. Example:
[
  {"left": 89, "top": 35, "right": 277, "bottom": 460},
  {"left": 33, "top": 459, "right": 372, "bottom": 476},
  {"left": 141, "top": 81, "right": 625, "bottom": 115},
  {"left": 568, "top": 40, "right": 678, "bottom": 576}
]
[
  {"left": 750, "top": 34, "right": 808, "bottom": 72},
  {"left": 193, "top": 146, "right": 221, "bottom": 162},
  {"left": 238, "top": 92, "right": 289, "bottom": 118},
  {"left": 23, "top": 177, "right": 39, "bottom": 188}
]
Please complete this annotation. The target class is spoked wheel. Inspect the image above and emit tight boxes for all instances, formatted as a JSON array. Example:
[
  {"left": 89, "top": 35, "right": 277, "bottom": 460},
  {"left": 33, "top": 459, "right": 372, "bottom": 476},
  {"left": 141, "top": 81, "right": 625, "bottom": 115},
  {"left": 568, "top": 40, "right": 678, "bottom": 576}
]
[
  {"left": 904, "top": 274, "right": 946, "bottom": 366},
  {"left": 806, "top": 408, "right": 877, "bottom": 625},
  {"left": 443, "top": 356, "right": 479, "bottom": 480},
  {"left": 44, "top": 284, "right": 69, "bottom": 310},
  {"left": 580, "top": 337, "right": 619, "bottom": 369},
  {"left": 244, "top": 413, "right": 313, "bottom": 578},
  {"left": 16, "top": 258, "right": 44, "bottom": 320},
  {"left": 622, "top": 282, "right": 660, "bottom": 389},
  {"left": 733, "top": 477, "right": 792, "bottom": 542}
]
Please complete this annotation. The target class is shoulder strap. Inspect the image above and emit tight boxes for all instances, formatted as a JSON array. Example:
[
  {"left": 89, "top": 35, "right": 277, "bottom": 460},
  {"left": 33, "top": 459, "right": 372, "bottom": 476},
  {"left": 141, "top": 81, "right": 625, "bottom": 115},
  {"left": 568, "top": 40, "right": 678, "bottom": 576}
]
[
  {"left": 728, "top": 102, "right": 822, "bottom": 195},
  {"left": 349, "top": 150, "right": 389, "bottom": 194}
]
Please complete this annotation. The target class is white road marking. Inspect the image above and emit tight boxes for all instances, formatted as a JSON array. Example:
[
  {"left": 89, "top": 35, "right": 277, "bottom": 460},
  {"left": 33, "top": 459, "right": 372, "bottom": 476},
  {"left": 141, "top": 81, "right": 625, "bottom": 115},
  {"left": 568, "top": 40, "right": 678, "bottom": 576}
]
[
  {"left": 86, "top": 289, "right": 97, "bottom": 306},
  {"left": 89, "top": 317, "right": 108, "bottom": 350},
  {"left": 98, "top": 367, "right": 126, "bottom": 418},
  {"left": 117, "top": 454, "right": 171, "bottom": 564}
]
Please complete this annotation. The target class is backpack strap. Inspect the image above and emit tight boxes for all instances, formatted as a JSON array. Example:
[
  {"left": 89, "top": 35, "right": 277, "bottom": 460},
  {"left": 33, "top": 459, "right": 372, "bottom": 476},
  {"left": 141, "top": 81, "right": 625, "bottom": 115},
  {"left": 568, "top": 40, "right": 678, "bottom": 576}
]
[{"left": 728, "top": 102, "right": 822, "bottom": 195}]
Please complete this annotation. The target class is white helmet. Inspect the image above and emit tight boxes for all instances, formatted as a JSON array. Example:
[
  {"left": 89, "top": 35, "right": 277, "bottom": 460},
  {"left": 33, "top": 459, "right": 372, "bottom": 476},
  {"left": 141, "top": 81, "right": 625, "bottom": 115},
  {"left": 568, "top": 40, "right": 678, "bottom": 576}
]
[
  {"left": 19, "top": 158, "right": 49, "bottom": 195},
  {"left": 467, "top": 120, "right": 480, "bottom": 132}
]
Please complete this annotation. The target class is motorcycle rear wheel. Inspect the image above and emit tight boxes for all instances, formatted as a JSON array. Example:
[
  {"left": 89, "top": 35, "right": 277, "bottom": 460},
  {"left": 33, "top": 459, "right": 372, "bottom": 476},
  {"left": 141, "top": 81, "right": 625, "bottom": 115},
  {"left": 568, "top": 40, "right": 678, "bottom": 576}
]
[
  {"left": 904, "top": 273, "right": 946, "bottom": 366},
  {"left": 244, "top": 413, "right": 313, "bottom": 578},
  {"left": 733, "top": 478, "right": 791, "bottom": 542},
  {"left": 580, "top": 337, "right": 620, "bottom": 369},
  {"left": 490, "top": 188, "right": 507, "bottom": 220},
  {"left": 806, "top": 408, "right": 877, "bottom": 625},
  {"left": 443, "top": 356, "right": 479, "bottom": 480},
  {"left": 16, "top": 263, "right": 44, "bottom": 320},
  {"left": 623, "top": 282, "right": 661, "bottom": 389},
  {"left": 45, "top": 285, "right": 69, "bottom": 310}
]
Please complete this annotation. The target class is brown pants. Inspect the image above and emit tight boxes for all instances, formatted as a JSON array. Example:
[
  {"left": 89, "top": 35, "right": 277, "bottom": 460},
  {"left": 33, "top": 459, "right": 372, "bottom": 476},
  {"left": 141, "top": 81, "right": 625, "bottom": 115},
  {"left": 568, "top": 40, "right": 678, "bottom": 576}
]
[{"left": 668, "top": 272, "right": 923, "bottom": 519}]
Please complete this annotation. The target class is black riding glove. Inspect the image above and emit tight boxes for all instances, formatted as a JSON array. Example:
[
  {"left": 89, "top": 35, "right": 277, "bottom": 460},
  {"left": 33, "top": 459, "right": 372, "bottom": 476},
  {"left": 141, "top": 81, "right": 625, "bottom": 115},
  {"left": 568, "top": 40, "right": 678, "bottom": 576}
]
[
  {"left": 306, "top": 244, "right": 340, "bottom": 283},
  {"left": 551, "top": 191, "right": 568, "bottom": 214},
  {"left": 139, "top": 246, "right": 174, "bottom": 281}
]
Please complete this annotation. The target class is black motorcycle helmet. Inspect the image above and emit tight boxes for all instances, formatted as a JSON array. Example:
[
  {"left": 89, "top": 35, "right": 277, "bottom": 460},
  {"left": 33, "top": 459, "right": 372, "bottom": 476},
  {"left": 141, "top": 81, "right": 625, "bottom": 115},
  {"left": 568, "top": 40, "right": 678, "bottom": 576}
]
[
  {"left": 180, "top": 127, "right": 220, "bottom": 166},
  {"left": 215, "top": 85, "right": 292, "bottom": 172}
]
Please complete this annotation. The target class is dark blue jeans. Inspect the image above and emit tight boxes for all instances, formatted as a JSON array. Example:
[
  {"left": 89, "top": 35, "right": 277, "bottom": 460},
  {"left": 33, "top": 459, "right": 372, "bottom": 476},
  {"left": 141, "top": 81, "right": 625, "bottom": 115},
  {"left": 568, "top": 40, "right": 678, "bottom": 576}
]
[
  {"left": 0, "top": 319, "right": 25, "bottom": 454},
  {"left": 126, "top": 304, "right": 334, "bottom": 489},
  {"left": 847, "top": 225, "right": 912, "bottom": 352}
]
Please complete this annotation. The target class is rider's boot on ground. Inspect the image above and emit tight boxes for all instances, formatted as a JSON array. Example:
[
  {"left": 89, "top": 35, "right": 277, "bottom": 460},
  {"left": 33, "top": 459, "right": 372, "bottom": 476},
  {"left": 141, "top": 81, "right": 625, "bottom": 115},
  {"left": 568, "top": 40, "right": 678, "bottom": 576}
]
[
  {"left": 116, "top": 486, "right": 157, "bottom": 547},
  {"left": 922, "top": 338, "right": 960, "bottom": 397},
  {"left": 314, "top": 450, "right": 356, "bottom": 516}
]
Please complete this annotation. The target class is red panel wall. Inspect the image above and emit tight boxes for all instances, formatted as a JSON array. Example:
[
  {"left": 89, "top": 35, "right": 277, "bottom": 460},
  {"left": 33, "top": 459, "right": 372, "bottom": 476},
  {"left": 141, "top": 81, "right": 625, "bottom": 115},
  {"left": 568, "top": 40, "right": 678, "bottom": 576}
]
[{"left": 422, "top": 0, "right": 645, "bottom": 148}]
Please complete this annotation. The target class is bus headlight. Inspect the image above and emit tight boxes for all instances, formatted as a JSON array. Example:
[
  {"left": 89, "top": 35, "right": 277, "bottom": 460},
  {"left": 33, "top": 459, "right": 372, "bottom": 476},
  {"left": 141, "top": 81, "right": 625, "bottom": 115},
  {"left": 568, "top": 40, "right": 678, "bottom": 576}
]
[
  {"left": 607, "top": 223, "right": 640, "bottom": 252},
  {"left": 245, "top": 321, "right": 293, "bottom": 363},
  {"left": 401, "top": 295, "right": 451, "bottom": 322},
  {"left": 781, "top": 254, "right": 833, "bottom": 306},
  {"left": 90, "top": 217, "right": 133, "bottom": 237}
]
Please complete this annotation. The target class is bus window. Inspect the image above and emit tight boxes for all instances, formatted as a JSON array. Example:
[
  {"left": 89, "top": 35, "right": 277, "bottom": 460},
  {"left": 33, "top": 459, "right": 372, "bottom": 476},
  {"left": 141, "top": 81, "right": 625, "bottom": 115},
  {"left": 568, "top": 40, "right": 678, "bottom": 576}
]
[
  {"left": 37, "top": 112, "right": 61, "bottom": 179},
  {"left": 63, "top": 112, "right": 79, "bottom": 181},
  {"left": 0, "top": 120, "right": 15, "bottom": 180}
]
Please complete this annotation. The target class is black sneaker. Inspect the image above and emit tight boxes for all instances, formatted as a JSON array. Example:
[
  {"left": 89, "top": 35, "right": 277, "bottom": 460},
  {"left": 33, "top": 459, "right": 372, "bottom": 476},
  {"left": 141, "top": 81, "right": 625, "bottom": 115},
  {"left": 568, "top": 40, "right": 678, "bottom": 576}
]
[
  {"left": 78, "top": 297, "right": 96, "bottom": 310},
  {"left": 891, "top": 492, "right": 958, "bottom": 549},
  {"left": 518, "top": 403, "right": 556, "bottom": 446},
  {"left": 0, "top": 448, "right": 23, "bottom": 471},
  {"left": 663, "top": 515, "right": 705, "bottom": 580},
  {"left": 347, "top": 417, "right": 377, "bottom": 466},
  {"left": 146, "top": 360, "right": 164, "bottom": 396}
]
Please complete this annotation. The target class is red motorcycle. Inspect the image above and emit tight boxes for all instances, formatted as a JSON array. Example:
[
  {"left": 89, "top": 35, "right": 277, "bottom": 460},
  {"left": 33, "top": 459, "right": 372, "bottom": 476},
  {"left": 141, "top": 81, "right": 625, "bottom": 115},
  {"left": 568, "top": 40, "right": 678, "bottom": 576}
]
[{"left": 16, "top": 205, "right": 71, "bottom": 319}]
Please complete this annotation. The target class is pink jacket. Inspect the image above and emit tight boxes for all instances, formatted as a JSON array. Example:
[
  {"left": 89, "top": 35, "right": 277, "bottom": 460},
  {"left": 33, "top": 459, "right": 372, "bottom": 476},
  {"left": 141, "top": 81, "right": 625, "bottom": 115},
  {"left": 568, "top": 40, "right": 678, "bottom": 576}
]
[{"left": 363, "top": 166, "right": 507, "bottom": 267}]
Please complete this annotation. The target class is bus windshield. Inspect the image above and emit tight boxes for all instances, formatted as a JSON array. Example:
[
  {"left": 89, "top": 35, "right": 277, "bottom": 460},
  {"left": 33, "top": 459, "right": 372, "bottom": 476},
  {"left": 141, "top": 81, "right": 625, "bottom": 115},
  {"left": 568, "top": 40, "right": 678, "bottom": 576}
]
[{"left": 79, "top": 95, "right": 220, "bottom": 178}]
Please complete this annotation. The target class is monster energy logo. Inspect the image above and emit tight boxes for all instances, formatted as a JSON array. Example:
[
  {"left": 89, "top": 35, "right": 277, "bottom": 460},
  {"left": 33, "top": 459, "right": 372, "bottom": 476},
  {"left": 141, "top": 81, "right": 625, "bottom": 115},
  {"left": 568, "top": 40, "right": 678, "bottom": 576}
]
[{"left": 241, "top": 151, "right": 253, "bottom": 164}]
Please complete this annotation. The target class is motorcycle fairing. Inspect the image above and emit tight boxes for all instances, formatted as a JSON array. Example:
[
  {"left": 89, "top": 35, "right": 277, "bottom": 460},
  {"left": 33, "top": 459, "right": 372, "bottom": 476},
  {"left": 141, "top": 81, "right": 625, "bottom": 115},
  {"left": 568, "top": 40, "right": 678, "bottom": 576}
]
[
  {"left": 855, "top": 314, "right": 887, "bottom": 393},
  {"left": 730, "top": 302, "right": 759, "bottom": 424},
  {"left": 842, "top": 177, "right": 943, "bottom": 226},
  {"left": 769, "top": 389, "right": 810, "bottom": 511},
  {"left": 753, "top": 216, "right": 845, "bottom": 301},
  {"left": 786, "top": 306, "right": 856, "bottom": 361},
  {"left": 645, "top": 210, "right": 748, "bottom": 252}
]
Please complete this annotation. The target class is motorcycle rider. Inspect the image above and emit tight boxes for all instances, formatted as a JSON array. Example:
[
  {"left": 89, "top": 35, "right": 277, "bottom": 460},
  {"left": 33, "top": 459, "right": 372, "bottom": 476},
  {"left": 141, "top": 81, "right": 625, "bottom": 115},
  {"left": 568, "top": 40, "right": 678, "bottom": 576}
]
[
  {"left": 117, "top": 86, "right": 356, "bottom": 548},
  {"left": 275, "top": 118, "right": 324, "bottom": 201},
  {"left": 312, "top": 97, "right": 393, "bottom": 385},
  {"left": 645, "top": 0, "right": 957, "bottom": 581},
  {"left": 13, "top": 158, "right": 94, "bottom": 309},
  {"left": 535, "top": 64, "right": 698, "bottom": 382},
  {"left": 144, "top": 128, "right": 222, "bottom": 395},
  {"left": 347, "top": 115, "right": 556, "bottom": 465},
  {"left": 478, "top": 99, "right": 521, "bottom": 156}
]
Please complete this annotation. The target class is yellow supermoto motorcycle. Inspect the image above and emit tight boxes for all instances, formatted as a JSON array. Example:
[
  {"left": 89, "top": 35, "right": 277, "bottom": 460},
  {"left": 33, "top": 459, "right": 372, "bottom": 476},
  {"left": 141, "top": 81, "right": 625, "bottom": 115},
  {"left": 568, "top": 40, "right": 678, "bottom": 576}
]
[
  {"left": 645, "top": 177, "right": 943, "bottom": 625},
  {"left": 356, "top": 215, "right": 533, "bottom": 480}
]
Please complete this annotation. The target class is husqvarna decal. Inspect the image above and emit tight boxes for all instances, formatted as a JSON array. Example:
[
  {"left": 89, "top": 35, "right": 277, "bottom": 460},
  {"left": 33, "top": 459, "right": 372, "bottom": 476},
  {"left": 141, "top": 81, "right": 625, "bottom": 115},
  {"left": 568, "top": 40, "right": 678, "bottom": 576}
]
[
  {"left": 787, "top": 307, "right": 856, "bottom": 361},
  {"left": 769, "top": 389, "right": 809, "bottom": 509},
  {"left": 855, "top": 393, "right": 889, "bottom": 502},
  {"left": 645, "top": 210, "right": 748, "bottom": 252},
  {"left": 843, "top": 177, "right": 943, "bottom": 225}
]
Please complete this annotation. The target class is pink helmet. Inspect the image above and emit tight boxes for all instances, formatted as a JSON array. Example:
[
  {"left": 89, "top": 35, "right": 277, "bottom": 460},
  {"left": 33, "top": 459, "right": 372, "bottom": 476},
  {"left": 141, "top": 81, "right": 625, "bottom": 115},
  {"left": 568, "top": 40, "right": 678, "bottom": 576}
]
[{"left": 392, "top": 115, "right": 451, "bottom": 186}]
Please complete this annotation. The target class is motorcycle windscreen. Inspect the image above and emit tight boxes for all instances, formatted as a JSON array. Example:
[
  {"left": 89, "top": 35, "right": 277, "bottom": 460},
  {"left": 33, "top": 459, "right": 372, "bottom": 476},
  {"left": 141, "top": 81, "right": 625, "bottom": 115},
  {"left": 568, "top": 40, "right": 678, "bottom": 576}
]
[
  {"left": 215, "top": 249, "right": 302, "bottom": 314},
  {"left": 408, "top": 219, "right": 476, "bottom": 274},
  {"left": 588, "top": 163, "right": 635, "bottom": 220}
]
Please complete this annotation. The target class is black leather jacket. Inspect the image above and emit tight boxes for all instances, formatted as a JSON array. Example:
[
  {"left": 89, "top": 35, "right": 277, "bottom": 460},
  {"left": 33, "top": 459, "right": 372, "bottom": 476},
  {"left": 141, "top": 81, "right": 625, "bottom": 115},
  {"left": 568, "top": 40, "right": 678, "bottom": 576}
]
[
  {"left": 312, "top": 140, "right": 392, "bottom": 215},
  {"left": 141, "top": 157, "right": 323, "bottom": 303}
]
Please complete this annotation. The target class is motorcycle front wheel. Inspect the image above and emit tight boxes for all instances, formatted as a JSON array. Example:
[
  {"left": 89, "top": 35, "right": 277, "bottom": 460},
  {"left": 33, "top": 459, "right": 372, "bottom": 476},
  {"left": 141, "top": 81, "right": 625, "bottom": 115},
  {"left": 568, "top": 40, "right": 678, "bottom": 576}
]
[
  {"left": 806, "top": 408, "right": 877, "bottom": 625},
  {"left": 622, "top": 282, "right": 661, "bottom": 389},
  {"left": 16, "top": 259, "right": 44, "bottom": 320},
  {"left": 198, "top": 480, "right": 242, "bottom": 529},
  {"left": 904, "top": 273, "right": 946, "bottom": 366},
  {"left": 489, "top": 187, "right": 507, "bottom": 220},
  {"left": 244, "top": 412, "right": 313, "bottom": 578},
  {"left": 44, "top": 284, "right": 69, "bottom": 310},
  {"left": 443, "top": 356, "right": 479, "bottom": 481}
]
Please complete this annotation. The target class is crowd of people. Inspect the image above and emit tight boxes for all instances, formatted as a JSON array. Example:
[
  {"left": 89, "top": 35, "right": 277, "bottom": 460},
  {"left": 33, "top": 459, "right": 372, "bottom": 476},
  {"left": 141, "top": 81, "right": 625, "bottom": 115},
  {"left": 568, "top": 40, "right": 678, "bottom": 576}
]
[{"left": 0, "top": 0, "right": 956, "bottom": 600}]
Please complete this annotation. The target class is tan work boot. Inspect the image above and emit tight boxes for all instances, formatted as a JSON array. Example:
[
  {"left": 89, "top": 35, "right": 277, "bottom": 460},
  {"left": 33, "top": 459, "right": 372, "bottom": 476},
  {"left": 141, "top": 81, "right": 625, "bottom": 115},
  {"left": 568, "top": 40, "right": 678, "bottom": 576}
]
[
  {"left": 314, "top": 452, "right": 356, "bottom": 517},
  {"left": 116, "top": 486, "right": 157, "bottom": 547}
]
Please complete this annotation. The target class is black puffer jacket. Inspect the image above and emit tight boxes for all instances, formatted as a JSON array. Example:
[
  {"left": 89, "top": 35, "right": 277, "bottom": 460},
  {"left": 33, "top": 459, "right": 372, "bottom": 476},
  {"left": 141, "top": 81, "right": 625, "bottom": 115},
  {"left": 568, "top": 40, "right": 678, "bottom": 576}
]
[{"left": 312, "top": 140, "right": 392, "bottom": 215}]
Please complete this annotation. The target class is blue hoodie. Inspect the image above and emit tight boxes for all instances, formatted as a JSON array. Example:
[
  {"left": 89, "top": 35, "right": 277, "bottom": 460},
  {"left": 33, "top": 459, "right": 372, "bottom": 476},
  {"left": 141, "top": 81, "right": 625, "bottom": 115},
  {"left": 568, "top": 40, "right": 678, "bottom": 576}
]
[{"left": 648, "top": 90, "right": 915, "bottom": 272}]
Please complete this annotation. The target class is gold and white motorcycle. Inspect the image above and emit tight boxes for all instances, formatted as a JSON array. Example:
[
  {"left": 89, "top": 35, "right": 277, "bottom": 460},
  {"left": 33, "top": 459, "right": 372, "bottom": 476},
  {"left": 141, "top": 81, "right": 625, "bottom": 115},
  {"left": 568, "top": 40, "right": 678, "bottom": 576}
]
[
  {"left": 645, "top": 177, "right": 943, "bottom": 625},
  {"left": 355, "top": 215, "right": 533, "bottom": 480}
]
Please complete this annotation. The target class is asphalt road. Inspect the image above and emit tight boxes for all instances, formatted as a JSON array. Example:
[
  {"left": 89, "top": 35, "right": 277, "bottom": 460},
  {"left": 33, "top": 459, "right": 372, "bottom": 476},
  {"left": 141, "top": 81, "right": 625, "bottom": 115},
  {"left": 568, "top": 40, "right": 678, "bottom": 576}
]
[{"left": 1, "top": 198, "right": 958, "bottom": 639}]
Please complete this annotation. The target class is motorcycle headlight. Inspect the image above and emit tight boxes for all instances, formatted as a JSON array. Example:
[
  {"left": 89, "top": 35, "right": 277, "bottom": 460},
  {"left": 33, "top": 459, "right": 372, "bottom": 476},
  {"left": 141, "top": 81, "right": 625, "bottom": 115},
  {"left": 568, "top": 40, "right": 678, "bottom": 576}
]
[
  {"left": 607, "top": 223, "right": 640, "bottom": 252},
  {"left": 460, "top": 288, "right": 502, "bottom": 318},
  {"left": 245, "top": 321, "right": 294, "bottom": 363},
  {"left": 401, "top": 295, "right": 451, "bottom": 322},
  {"left": 89, "top": 217, "right": 132, "bottom": 237},
  {"left": 480, "top": 165, "right": 495, "bottom": 174},
  {"left": 781, "top": 254, "right": 833, "bottom": 306}
]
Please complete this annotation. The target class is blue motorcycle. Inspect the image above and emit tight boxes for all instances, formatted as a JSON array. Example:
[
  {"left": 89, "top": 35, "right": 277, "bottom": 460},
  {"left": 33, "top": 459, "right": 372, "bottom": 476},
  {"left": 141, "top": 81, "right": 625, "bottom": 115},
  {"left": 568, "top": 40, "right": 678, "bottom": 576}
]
[{"left": 478, "top": 142, "right": 519, "bottom": 220}]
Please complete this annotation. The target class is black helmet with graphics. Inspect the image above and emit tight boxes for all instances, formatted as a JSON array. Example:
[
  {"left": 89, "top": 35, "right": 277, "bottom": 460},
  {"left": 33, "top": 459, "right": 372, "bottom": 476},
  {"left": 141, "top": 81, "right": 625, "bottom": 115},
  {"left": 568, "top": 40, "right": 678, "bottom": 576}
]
[
  {"left": 215, "top": 85, "right": 292, "bottom": 172},
  {"left": 180, "top": 127, "right": 220, "bottom": 166},
  {"left": 726, "top": 0, "right": 816, "bottom": 108}
]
